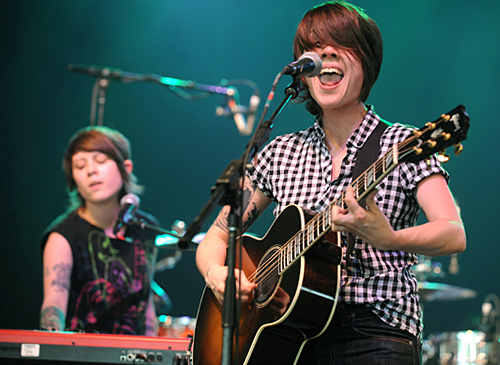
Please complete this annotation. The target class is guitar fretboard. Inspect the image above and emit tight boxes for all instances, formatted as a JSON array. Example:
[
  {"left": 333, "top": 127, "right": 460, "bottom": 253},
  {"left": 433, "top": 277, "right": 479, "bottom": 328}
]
[
  {"left": 256, "top": 105, "right": 469, "bottom": 283},
  {"left": 278, "top": 143, "right": 401, "bottom": 274}
]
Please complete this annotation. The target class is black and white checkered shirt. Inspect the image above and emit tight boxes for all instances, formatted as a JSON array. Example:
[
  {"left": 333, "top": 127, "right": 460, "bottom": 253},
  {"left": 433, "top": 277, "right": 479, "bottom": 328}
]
[{"left": 247, "top": 106, "right": 448, "bottom": 338}]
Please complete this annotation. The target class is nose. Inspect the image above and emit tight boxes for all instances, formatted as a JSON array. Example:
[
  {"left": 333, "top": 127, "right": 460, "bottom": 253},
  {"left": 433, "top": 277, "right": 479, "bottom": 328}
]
[
  {"left": 86, "top": 160, "right": 97, "bottom": 176},
  {"left": 320, "top": 46, "right": 339, "bottom": 60}
]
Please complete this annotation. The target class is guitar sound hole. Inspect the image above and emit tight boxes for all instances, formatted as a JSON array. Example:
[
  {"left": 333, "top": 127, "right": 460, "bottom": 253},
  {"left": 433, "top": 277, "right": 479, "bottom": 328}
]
[{"left": 254, "top": 245, "right": 281, "bottom": 308}]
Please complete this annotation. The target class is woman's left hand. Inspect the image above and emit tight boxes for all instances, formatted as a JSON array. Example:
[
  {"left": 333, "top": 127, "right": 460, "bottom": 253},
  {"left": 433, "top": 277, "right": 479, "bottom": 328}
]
[{"left": 331, "top": 186, "right": 396, "bottom": 250}]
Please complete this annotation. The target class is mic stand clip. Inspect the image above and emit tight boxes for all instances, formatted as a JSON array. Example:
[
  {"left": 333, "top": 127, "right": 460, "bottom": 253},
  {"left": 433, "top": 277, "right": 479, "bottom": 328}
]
[{"left": 125, "top": 217, "right": 198, "bottom": 251}]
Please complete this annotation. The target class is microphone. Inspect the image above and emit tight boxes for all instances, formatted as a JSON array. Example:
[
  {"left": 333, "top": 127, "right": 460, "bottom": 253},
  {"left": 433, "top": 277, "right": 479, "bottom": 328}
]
[
  {"left": 283, "top": 52, "right": 322, "bottom": 78},
  {"left": 448, "top": 253, "right": 459, "bottom": 274},
  {"left": 246, "top": 94, "right": 261, "bottom": 130},
  {"left": 215, "top": 87, "right": 261, "bottom": 136},
  {"left": 215, "top": 104, "right": 248, "bottom": 117},
  {"left": 113, "top": 193, "right": 140, "bottom": 235},
  {"left": 155, "top": 220, "right": 185, "bottom": 272},
  {"left": 228, "top": 98, "right": 247, "bottom": 134},
  {"left": 68, "top": 63, "right": 143, "bottom": 82}
]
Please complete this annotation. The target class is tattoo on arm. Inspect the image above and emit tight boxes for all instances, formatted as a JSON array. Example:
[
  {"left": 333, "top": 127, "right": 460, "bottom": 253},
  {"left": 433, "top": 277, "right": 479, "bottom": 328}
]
[
  {"left": 214, "top": 180, "right": 262, "bottom": 234},
  {"left": 40, "top": 306, "right": 65, "bottom": 331},
  {"left": 214, "top": 208, "right": 229, "bottom": 233},
  {"left": 242, "top": 179, "right": 262, "bottom": 230},
  {"left": 48, "top": 263, "right": 71, "bottom": 293},
  {"left": 243, "top": 202, "right": 260, "bottom": 232}
]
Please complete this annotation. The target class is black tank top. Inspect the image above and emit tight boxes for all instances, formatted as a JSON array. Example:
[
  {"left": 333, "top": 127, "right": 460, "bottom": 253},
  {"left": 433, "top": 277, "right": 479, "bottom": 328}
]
[{"left": 41, "top": 209, "right": 158, "bottom": 334}]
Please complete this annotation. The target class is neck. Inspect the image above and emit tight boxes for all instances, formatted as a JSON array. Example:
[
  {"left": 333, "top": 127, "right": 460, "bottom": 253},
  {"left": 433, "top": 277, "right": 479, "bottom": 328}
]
[
  {"left": 321, "top": 101, "right": 367, "bottom": 155},
  {"left": 79, "top": 200, "right": 120, "bottom": 235}
]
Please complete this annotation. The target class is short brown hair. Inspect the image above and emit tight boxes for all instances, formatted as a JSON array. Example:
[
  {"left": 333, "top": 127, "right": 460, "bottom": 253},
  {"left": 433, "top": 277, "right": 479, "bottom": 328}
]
[
  {"left": 63, "top": 126, "right": 143, "bottom": 208},
  {"left": 293, "top": 1, "right": 383, "bottom": 115}
]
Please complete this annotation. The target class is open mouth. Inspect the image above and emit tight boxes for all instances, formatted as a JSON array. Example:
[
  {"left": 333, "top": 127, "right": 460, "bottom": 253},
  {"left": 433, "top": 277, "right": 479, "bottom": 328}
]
[{"left": 318, "top": 68, "right": 344, "bottom": 86}]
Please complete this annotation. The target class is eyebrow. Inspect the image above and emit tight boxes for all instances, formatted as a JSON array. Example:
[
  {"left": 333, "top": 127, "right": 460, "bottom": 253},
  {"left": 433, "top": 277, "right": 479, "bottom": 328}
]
[{"left": 72, "top": 151, "right": 105, "bottom": 163}]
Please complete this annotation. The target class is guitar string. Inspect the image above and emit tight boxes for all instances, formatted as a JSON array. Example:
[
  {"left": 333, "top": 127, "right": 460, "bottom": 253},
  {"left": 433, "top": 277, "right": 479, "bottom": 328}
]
[
  {"left": 246, "top": 136, "right": 420, "bottom": 285},
  {"left": 246, "top": 123, "right": 439, "bottom": 286},
  {"left": 246, "top": 143, "right": 416, "bottom": 286}
]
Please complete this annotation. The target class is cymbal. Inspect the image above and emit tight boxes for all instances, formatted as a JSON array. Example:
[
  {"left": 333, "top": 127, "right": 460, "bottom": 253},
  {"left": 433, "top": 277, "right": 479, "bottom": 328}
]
[{"left": 418, "top": 281, "right": 477, "bottom": 302}]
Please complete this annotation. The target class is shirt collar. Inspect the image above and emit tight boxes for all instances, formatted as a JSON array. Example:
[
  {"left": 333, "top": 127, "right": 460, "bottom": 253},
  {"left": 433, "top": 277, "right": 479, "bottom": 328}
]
[{"left": 312, "top": 105, "right": 382, "bottom": 149}]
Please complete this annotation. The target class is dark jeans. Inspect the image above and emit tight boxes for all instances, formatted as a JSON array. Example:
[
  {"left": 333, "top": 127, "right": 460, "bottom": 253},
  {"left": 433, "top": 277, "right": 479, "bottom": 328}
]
[{"left": 297, "top": 304, "right": 422, "bottom": 365}]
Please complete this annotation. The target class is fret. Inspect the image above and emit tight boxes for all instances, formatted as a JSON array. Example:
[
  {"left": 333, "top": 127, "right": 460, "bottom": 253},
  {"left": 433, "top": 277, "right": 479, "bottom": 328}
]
[
  {"left": 366, "top": 165, "right": 375, "bottom": 186},
  {"left": 307, "top": 224, "right": 314, "bottom": 246},
  {"left": 392, "top": 144, "right": 399, "bottom": 165},
  {"left": 385, "top": 149, "right": 392, "bottom": 171},
  {"left": 294, "top": 235, "right": 300, "bottom": 257},
  {"left": 279, "top": 249, "right": 284, "bottom": 272},
  {"left": 353, "top": 181, "right": 359, "bottom": 200},
  {"left": 337, "top": 195, "right": 346, "bottom": 210},
  {"left": 282, "top": 248, "right": 286, "bottom": 272},
  {"left": 375, "top": 162, "right": 383, "bottom": 181},
  {"left": 324, "top": 208, "right": 331, "bottom": 231}
]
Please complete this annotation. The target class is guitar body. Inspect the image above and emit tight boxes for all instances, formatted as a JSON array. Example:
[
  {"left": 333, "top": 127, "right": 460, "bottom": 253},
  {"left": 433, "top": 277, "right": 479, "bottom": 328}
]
[
  {"left": 192, "top": 205, "right": 342, "bottom": 365},
  {"left": 192, "top": 105, "right": 470, "bottom": 365}
]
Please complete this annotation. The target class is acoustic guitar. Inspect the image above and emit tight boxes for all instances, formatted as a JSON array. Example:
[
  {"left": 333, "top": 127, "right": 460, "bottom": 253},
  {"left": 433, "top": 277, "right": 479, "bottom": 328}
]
[{"left": 192, "top": 105, "right": 470, "bottom": 365}]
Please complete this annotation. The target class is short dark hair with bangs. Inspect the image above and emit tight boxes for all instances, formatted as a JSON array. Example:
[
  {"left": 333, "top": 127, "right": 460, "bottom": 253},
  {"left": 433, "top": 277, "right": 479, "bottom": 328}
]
[
  {"left": 63, "top": 126, "right": 143, "bottom": 209},
  {"left": 293, "top": 1, "right": 383, "bottom": 116}
]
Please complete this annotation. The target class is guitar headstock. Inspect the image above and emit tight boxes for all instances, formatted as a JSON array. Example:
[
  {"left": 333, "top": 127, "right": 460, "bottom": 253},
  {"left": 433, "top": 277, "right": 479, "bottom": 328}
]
[{"left": 399, "top": 105, "right": 470, "bottom": 164}]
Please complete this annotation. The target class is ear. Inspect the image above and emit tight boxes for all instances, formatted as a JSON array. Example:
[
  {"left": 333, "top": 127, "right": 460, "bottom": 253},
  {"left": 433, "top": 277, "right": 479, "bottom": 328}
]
[{"left": 124, "top": 159, "right": 133, "bottom": 175}]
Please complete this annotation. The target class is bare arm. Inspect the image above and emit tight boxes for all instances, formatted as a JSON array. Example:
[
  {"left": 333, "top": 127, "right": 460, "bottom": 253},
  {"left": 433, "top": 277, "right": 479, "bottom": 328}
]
[
  {"left": 196, "top": 177, "right": 272, "bottom": 304},
  {"left": 399, "top": 174, "right": 466, "bottom": 255},
  {"left": 144, "top": 291, "right": 158, "bottom": 336},
  {"left": 40, "top": 232, "right": 73, "bottom": 331},
  {"left": 333, "top": 174, "right": 466, "bottom": 256}
]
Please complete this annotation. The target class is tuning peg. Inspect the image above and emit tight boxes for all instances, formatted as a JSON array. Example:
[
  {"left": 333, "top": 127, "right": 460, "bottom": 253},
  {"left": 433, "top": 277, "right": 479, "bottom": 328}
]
[
  {"left": 437, "top": 150, "right": 450, "bottom": 163},
  {"left": 441, "top": 132, "right": 451, "bottom": 140},
  {"left": 454, "top": 143, "right": 464, "bottom": 156},
  {"left": 425, "top": 122, "right": 436, "bottom": 129},
  {"left": 441, "top": 114, "right": 451, "bottom": 122},
  {"left": 413, "top": 147, "right": 423, "bottom": 155},
  {"left": 427, "top": 140, "right": 437, "bottom": 148},
  {"left": 425, "top": 158, "right": 432, "bottom": 169}
]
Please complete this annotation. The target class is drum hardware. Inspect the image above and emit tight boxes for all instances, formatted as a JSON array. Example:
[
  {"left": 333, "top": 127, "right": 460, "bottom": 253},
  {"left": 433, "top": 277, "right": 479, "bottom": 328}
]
[
  {"left": 158, "top": 315, "right": 195, "bottom": 338},
  {"left": 418, "top": 282, "right": 477, "bottom": 303},
  {"left": 423, "top": 330, "right": 490, "bottom": 365},
  {"left": 414, "top": 255, "right": 447, "bottom": 282},
  {"left": 152, "top": 281, "right": 173, "bottom": 315},
  {"left": 422, "top": 294, "right": 500, "bottom": 365}
]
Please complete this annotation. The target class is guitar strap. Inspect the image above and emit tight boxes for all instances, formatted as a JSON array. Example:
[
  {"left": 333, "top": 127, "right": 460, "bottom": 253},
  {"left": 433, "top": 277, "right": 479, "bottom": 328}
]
[{"left": 346, "top": 119, "right": 390, "bottom": 265}]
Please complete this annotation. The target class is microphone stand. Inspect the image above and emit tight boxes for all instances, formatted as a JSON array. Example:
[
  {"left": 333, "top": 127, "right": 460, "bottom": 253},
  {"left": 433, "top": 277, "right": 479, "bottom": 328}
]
[
  {"left": 179, "top": 76, "right": 301, "bottom": 365},
  {"left": 90, "top": 77, "right": 110, "bottom": 126},
  {"left": 69, "top": 63, "right": 235, "bottom": 95},
  {"left": 68, "top": 63, "right": 238, "bottom": 125},
  {"left": 124, "top": 217, "right": 199, "bottom": 251}
]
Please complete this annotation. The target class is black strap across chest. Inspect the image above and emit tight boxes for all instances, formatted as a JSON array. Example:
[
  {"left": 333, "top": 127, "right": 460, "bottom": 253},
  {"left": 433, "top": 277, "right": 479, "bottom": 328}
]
[
  {"left": 350, "top": 120, "right": 389, "bottom": 200},
  {"left": 346, "top": 120, "right": 389, "bottom": 261}
]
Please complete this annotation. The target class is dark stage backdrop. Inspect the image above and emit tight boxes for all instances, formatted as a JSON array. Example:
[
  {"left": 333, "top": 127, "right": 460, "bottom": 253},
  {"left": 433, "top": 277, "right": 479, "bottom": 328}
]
[{"left": 1, "top": 0, "right": 499, "bottom": 339}]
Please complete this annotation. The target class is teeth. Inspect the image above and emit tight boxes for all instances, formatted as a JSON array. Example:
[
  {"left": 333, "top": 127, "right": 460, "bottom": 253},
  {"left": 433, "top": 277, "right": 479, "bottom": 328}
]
[{"left": 320, "top": 68, "right": 343, "bottom": 76}]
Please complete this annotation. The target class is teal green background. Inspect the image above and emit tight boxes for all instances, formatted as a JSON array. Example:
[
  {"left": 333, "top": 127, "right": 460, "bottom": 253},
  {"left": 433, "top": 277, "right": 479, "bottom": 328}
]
[{"left": 1, "top": 0, "right": 499, "bottom": 338}]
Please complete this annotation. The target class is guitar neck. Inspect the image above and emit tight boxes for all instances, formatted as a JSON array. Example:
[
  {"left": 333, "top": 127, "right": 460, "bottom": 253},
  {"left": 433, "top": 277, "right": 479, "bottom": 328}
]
[
  {"left": 279, "top": 144, "right": 400, "bottom": 275},
  {"left": 279, "top": 105, "right": 470, "bottom": 276}
]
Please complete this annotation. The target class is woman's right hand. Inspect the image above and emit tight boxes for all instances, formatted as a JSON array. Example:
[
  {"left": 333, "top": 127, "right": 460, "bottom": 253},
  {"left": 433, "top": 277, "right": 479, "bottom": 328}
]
[{"left": 205, "top": 264, "right": 257, "bottom": 305}]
